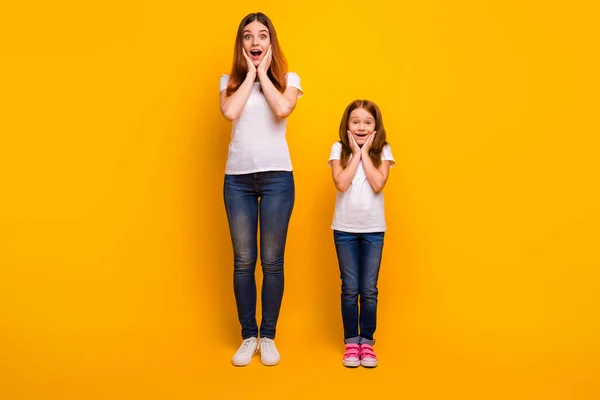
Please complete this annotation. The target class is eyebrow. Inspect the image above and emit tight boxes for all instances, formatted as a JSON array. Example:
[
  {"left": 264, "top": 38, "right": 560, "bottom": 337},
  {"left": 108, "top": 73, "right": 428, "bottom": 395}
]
[{"left": 243, "top": 30, "right": 269, "bottom": 34}]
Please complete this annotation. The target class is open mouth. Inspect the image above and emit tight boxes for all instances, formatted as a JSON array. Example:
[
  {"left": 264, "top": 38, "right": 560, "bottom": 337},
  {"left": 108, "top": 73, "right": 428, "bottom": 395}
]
[
  {"left": 355, "top": 133, "right": 368, "bottom": 138},
  {"left": 249, "top": 49, "right": 263, "bottom": 60}
]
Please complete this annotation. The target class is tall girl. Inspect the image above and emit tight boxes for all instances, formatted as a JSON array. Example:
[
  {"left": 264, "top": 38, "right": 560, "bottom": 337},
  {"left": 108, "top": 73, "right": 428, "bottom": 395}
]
[{"left": 219, "top": 12, "right": 303, "bottom": 367}]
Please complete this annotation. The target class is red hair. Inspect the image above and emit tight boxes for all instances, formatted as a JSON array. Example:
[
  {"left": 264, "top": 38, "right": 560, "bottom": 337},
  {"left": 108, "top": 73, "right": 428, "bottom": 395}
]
[
  {"left": 226, "top": 13, "right": 288, "bottom": 97},
  {"left": 338, "top": 100, "right": 388, "bottom": 168}
]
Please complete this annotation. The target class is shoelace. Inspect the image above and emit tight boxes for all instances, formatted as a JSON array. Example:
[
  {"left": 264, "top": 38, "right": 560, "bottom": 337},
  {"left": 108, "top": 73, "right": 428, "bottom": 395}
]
[
  {"left": 237, "top": 339, "right": 256, "bottom": 354},
  {"left": 261, "top": 339, "right": 277, "bottom": 355}
]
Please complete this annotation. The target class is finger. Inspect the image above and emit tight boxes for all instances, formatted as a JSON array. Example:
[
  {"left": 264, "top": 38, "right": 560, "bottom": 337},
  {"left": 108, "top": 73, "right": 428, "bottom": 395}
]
[
  {"left": 266, "top": 48, "right": 272, "bottom": 65},
  {"left": 243, "top": 51, "right": 254, "bottom": 66}
]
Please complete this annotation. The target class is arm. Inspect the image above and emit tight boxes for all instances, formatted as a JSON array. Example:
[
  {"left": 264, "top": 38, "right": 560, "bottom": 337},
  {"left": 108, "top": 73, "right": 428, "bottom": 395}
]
[
  {"left": 362, "top": 157, "right": 391, "bottom": 193},
  {"left": 257, "top": 47, "right": 299, "bottom": 119},
  {"left": 361, "top": 133, "right": 391, "bottom": 193},
  {"left": 219, "top": 50, "right": 257, "bottom": 121},
  {"left": 330, "top": 134, "right": 362, "bottom": 192},
  {"left": 331, "top": 157, "right": 361, "bottom": 192}
]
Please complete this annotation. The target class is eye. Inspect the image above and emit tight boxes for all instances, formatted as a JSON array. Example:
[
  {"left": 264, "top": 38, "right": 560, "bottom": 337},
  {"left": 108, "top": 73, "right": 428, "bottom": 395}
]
[
  {"left": 244, "top": 35, "right": 251, "bottom": 40},
  {"left": 260, "top": 34, "right": 267, "bottom": 39}
]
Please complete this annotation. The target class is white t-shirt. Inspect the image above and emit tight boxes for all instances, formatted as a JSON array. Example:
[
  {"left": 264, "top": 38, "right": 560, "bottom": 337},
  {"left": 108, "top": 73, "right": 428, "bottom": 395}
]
[
  {"left": 220, "top": 73, "right": 303, "bottom": 175},
  {"left": 328, "top": 142, "right": 395, "bottom": 233}
]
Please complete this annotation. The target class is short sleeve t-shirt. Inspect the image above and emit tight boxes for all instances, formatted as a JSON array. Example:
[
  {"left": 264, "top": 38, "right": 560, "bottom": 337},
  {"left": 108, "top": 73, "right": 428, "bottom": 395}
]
[
  {"left": 220, "top": 73, "right": 303, "bottom": 175},
  {"left": 328, "top": 142, "right": 395, "bottom": 232}
]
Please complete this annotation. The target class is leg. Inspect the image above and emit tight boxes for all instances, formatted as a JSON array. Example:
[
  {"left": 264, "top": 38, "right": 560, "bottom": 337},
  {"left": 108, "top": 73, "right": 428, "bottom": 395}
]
[
  {"left": 257, "top": 171, "right": 295, "bottom": 339},
  {"left": 358, "top": 232, "right": 384, "bottom": 343},
  {"left": 224, "top": 174, "right": 259, "bottom": 339},
  {"left": 334, "top": 230, "right": 361, "bottom": 344}
]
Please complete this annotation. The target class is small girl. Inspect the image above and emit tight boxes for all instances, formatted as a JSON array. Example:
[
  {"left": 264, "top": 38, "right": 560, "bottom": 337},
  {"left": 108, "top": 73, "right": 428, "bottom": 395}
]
[{"left": 328, "top": 99, "right": 395, "bottom": 368}]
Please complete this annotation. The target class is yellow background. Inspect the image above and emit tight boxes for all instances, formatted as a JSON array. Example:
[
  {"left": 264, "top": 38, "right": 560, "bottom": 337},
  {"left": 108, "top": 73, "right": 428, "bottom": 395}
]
[{"left": 1, "top": 0, "right": 599, "bottom": 399}]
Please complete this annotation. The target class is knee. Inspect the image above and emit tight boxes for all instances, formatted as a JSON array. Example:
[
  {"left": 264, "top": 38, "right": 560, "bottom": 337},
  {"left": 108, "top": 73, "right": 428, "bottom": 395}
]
[
  {"left": 261, "top": 256, "right": 283, "bottom": 274},
  {"left": 341, "top": 283, "right": 359, "bottom": 300},
  {"left": 234, "top": 250, "right": 256, "bottom": 274},
  {"left": 260, "top": 243, "right": 285, "bottom": 274},
  {"left": 360, "top": 285, "right": 378, "bottom": 300}
]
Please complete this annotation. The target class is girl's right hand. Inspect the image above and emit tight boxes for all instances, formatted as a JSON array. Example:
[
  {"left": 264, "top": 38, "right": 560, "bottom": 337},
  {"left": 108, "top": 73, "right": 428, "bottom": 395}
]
[
  {"left": 347, "top": 131, "right": 361, "bottom": 157},
  {"left": 242, "top": 49, "right": 257, "bottom": 76}
]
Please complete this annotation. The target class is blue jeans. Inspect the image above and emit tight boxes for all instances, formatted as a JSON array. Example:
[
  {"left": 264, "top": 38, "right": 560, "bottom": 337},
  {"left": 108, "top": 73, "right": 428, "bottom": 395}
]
[
  {"left": 223, "top": 171, "right": 295, "bottom": 339},
  {"left": 333, "top": 230, "right": 385, "bottom": 344}
]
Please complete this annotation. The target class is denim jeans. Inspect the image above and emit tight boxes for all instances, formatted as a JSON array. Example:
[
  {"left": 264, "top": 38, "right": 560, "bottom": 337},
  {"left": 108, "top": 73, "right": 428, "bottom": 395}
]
[
  {"left": 333, "top": 230, "right": 385, "bottom": 344},
  {"left": 223, "top": 171, "right": 295, "bottom": 339}
]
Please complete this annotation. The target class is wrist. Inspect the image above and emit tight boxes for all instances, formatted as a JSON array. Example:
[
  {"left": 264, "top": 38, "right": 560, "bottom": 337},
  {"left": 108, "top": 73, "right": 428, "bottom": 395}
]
[{"left": 257, "top": 69, "right": 269, "bottom": 79}]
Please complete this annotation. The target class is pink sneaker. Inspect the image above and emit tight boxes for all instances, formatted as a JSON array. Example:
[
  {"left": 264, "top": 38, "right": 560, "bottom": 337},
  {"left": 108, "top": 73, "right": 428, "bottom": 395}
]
[
  {"left": 360, "top": 344, "right": 378, "bottom": 368},
  {"left": 342, "top": 344, "right": 361, "bottom": 368}
]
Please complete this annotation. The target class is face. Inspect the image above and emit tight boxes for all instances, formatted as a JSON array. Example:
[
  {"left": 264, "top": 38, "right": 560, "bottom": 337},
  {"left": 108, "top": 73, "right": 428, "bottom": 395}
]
[
  {"left": 348, "top": 107, "right": 376, "bottom": 146},
  {"left": 242, "top": 21, "right": 271, "bottom": 67}
]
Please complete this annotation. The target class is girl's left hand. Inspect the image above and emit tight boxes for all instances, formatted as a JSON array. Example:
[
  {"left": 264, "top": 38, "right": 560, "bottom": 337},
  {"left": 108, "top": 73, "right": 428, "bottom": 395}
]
[
  {"left": 257, "top": 46, "right": 272, "bottom": 75},
  {"left": 361, "top": 131, "right": 377, "bottom": 155}
]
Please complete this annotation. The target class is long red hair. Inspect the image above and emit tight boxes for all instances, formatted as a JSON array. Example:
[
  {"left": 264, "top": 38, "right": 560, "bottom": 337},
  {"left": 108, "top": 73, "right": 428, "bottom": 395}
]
[
  {"left": 338, "top": 100, "right": 388, "bottom": 168},
  {"left": 226, "top": 13, "right": 288, "bottom": 97}
]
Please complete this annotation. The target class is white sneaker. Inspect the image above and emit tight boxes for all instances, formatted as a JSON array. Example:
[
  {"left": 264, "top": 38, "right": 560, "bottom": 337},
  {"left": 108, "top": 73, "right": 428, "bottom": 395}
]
[
  {"left": 231, "top": 337, "right": 258, "bottom": 366},
  {"left": 259, "top": 338, "right": 280, "bottom": 366}
]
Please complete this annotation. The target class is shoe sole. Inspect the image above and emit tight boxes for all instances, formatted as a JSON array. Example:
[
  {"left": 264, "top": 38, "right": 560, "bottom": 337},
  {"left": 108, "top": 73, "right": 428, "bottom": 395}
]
[
  {"left": 232, "top": 361, "right": 251, "bottom": 366},
  {"left": 343, "top": 360, "right": 360, "bottom": 368},
  {"left": 232, "top": 348, "right": 258, "bottom": 366},
  {"left": 360, "top": 360, "right": 378, "bottom": 368},
  {"left": 260, "top": 357, "right": 280, "bottom": 366}
]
